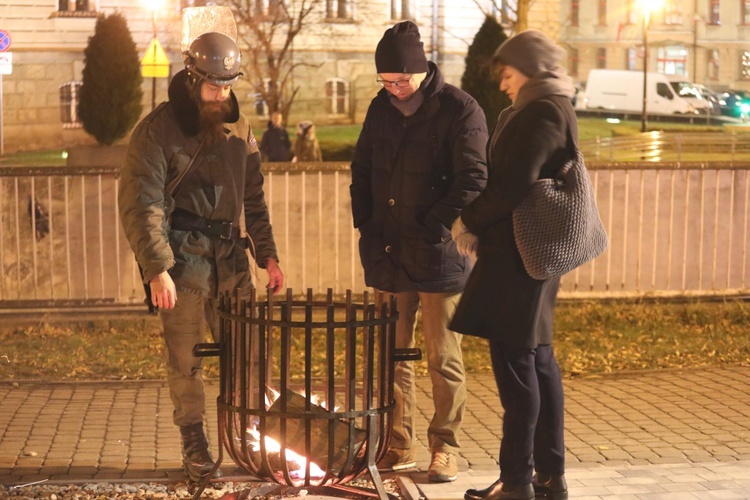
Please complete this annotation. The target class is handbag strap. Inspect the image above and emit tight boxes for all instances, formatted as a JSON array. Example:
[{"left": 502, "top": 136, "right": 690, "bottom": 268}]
[
  {"left": 166, "top": 137, "right": 206, "bottom": 199},
  {"left": 543, "top": 97, "right": 578, "bottom": 158}
]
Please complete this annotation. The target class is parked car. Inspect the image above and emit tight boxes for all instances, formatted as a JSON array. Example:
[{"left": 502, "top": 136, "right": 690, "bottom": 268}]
[
  {"left": 668, "top": 78, "right": 714, "bottom": 115},
  {"left": 694, "top": 84, "right": 723, "bottom": 115},
  {"left": 717, "top": 90, "right": 750, "bottom": 121}
]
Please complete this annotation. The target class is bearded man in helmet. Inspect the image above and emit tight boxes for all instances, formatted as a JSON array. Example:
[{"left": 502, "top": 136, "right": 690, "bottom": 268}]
[{"left": 119, "top": 32, "right": 284, "bottom": 482}]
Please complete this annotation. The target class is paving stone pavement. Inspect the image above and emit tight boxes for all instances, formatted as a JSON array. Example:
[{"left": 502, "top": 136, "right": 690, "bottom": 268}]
[{"left": 1, "top": 366, "right": 749, "bottom": 499}]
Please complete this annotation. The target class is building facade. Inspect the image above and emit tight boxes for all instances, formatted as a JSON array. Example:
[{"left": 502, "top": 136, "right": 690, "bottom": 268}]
[
  {"left": 559, "top": 0, "right": 750, "bottom": 89},
  {"left": 0, "top": 0, "right": 568, "bottom": 154},
  {"left": 10, "top": 0, "right": 748, "bottom": 155}
]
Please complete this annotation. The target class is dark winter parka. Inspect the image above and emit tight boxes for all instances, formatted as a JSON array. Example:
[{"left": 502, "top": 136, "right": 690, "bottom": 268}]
[
  {"left": 449, "top": 75, "right": 577, "bottom": 349},
  {"left": 350, "top": 62, "right": 488, "bottom": 293},
  {"left": 118, "top": 70, "right": 279, "bottom": 298}
]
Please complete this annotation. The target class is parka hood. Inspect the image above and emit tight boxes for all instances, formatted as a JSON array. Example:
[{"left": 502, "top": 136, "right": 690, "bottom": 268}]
[{"left": 168, "top": 69, "right": 241, "bottom": 137}]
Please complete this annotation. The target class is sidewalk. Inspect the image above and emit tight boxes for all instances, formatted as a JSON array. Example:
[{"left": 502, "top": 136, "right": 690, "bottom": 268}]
[{"left": 1, "top": 367, "right": 749, "bottom": 498}]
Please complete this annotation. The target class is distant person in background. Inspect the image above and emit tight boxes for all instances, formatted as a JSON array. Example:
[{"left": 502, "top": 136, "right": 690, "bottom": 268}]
[
  {"left": 292, "top": 121, "right": 322, "bottom": 162},
  {"left": 260, "top": 111, "right": 292, "bottom": 161}
]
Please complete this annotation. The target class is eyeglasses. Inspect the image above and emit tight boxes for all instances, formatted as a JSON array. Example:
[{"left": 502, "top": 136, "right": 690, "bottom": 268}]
[{"left": 376, "top": 75, "right": 414, "bottom": 89}]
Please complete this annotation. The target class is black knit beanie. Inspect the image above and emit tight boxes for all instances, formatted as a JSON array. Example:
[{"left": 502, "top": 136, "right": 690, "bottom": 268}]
[
  {"left": 492, "top": 29, "right": 566, "bottom": 77},
  {"left": 375, "top": 21, "right": 429, "bottom": 74}
]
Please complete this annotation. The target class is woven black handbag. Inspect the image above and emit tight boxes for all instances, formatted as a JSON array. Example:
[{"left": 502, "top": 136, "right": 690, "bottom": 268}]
[{"left": 512, "top": 118, "right": 608, "bottom": 280}]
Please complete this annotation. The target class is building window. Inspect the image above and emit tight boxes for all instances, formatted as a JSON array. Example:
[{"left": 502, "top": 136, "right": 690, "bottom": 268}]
[
  {"left": 327, "top": 0, "right": 352, "bottom": 19},
  {"left": 496, "top": 0, "right": 518, "bottom": 26},
  {"left": 596, "top": 48, "right": 607, "bottom": 68},
  {"left": 656, "top": 45, "right": 687, "bottom": 75},
  {"left": 624, "top": 0, "right": 637, "bottom": 24},
  {"left": 59, "top": 81, "right": 83, "bottom": 129},
  {"left": 741, "top": 51, "right": 750, "bottom": 79},
  {"left": 708, "top": 49, "right": 720, "bottom": 79},
  {"left": 626, "top": 48, "right": 637, "bottom": 70},
  {"left": 325, "top": 78, "right": 349, "bottom": 115},
  {"left": 597, "top": 0, "right": 607, "bottom": 25},
  {"left": 248, "top": 0, "right": 286, "bottom": 18},
  {"left": 662, "top": 0, "right": 682, "bottom": 24},
  {"left": 570, "top": 0, "right": 579, "bottom": 26},
  {"left": 709, "top": 0, "right": 720, "bottom": 24},
  {"left": 568, "top": 47, "right": 579, "bottom": 77},
  {"left": 742, "top": 0, "right": 750, "bottom": 24},
  {"left": 391, "top": 0, "right": 415, "bottom": 21},
  {"left": 55, "top": 0, "right": 96, "bottom": 17}
]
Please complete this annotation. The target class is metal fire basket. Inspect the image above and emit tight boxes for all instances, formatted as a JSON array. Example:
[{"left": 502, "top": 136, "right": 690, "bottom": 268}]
[{"left": 192, "top": 288, "right": 420, "bottom": 500}]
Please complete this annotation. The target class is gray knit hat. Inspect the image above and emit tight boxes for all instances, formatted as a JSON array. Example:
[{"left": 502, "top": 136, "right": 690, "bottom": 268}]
[
  {"left": 375, "top": 21, "right": 429, "bottom": 74},
  {"left": 492, "top": 29, "right": 566, "bottom": 77}
]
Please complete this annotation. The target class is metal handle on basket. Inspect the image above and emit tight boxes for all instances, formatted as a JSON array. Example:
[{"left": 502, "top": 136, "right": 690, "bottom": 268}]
[
  {"left": 193, "top": 342, "right": 220, "bottom": 357},
  {"left": 394, "top": 347, "right": 422, "bottom": 362}
]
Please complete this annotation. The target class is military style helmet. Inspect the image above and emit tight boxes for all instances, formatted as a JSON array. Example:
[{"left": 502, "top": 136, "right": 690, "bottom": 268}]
[{"left": 184, "top": 32, "right": 243, "bottom": 87}]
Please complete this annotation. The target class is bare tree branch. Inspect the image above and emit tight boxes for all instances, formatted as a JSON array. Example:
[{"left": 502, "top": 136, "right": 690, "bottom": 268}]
[{"left": 227, "top": 0, "right": 325, "bottom": 121}]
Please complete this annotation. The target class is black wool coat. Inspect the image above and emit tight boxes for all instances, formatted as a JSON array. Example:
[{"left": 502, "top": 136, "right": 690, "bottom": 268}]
[
  {"left": 449, "top": 95, "right": 577, "bottom": 348},
  {"left": 350, "top": 63, "right": 488, "bottom": 293}
]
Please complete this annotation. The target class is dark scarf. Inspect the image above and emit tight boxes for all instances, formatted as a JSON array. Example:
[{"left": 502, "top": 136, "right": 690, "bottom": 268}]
[{"left": 492, "top": 68, "right": 576, "bottom": 139}]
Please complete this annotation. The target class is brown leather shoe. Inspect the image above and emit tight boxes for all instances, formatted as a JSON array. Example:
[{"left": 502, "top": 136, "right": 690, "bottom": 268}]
[
  {"left": 464, "top": 479, "right": 534, "bottom": 500},
  {"left": 532, "top": 474, "right": 568, "bottom": 500}
]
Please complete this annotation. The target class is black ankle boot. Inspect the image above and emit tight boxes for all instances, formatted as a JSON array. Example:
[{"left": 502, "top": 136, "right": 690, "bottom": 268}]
[
  {"left": 464, "top": 479, "right": 534, "bottom": 500},
  {"left": 532, "top": 473, "right": 568, "bottom": 500},
  {"left": 180, "top": 422, "right": 221, "bottom": 482}
]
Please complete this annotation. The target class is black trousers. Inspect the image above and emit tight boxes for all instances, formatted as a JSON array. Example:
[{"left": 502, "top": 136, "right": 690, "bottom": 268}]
[{"left": 489, "top": 341, "right": 565, "bottom": 487}]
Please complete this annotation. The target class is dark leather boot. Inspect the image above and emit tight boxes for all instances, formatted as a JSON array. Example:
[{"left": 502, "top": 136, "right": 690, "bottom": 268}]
[
  {"left": 180, "top": 422, "right": 221, "bottom": 482},
  {"left": 464, "top": 479, "right": 534, "bottom": 500},
  {"left": 532, "top": 473, "right": 568, "bottom": 500}
]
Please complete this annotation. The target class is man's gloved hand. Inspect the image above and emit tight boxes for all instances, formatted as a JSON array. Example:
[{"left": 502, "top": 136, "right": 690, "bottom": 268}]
[{"left": 265, "top": 258, "right": 284, "bottom": 295}]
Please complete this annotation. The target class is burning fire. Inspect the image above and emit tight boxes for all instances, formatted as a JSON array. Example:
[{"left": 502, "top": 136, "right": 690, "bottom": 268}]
[
  {"left": 245, "top": 427, "right": 326, "bottom": 479},
  {"left": 242, "top": 388, "right": 339, "bottom": 480}
]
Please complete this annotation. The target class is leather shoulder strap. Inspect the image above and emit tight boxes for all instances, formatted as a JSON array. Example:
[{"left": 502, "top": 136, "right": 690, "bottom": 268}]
[{"left": 166, "top": 137, "right": 206, "bottom": 199}]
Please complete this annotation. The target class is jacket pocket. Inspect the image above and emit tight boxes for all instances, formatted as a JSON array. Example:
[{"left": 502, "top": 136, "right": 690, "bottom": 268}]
[{"left": 358, "top": 231, "right": 397, "bottom": 290}]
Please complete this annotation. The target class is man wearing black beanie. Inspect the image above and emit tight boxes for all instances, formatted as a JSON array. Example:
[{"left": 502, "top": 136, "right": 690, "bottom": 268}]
[{"left": 350, "top": 21, "right": 489, "bottom": 483}]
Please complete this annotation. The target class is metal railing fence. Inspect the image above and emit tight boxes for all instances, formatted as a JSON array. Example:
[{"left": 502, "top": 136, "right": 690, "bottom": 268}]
[
  {"left": 581, "top": 131, "right": 750, "bottom": 162},
  {"left": 2, "top": 158, "right": 750, "bottom": 310}
]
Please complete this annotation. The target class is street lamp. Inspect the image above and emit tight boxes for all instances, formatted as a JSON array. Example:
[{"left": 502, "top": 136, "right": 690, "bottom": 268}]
[{"left": 640, "top": 0, "right": 662, "bottom": 133}]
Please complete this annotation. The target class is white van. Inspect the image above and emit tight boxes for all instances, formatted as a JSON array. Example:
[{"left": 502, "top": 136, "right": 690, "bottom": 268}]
[{"left": 584, "top": 69, "right": 696, "bottom": 114}]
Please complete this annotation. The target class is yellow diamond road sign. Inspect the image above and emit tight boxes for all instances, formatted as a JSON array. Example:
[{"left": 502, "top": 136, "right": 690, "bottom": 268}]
[{"left": 141, "top": 37, "right": 170, "bottom": 78}]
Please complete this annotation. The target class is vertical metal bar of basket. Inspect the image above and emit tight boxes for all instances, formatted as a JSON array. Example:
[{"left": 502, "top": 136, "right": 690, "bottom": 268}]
[
  {"left": 362, "top": 291, "right": 389, "bottom": 500},
  {"left": 238, "top": 289, "right": 249, "bottom": 469},
  {"left": 325, "top": 288, "right": 336, "bottom": 482},
  {"left": 304, "top": 288, "right": 314, "bottom": 486},
  {"left": 278, "top": 287, "right": 294, "bottom": 485},
  {"left": 258, "top": 289, "right": 271, "bottom": 479}
]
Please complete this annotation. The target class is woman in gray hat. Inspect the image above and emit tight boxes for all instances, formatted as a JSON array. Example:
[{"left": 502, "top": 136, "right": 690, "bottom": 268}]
[{"left": 449, "top": 30, "right": 576, "bottom": 500}]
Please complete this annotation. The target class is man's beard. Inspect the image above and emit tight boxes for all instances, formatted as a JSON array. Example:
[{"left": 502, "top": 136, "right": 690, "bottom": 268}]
[{"left": 199, "top": 100, "right": 231, "bottom": 146}]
